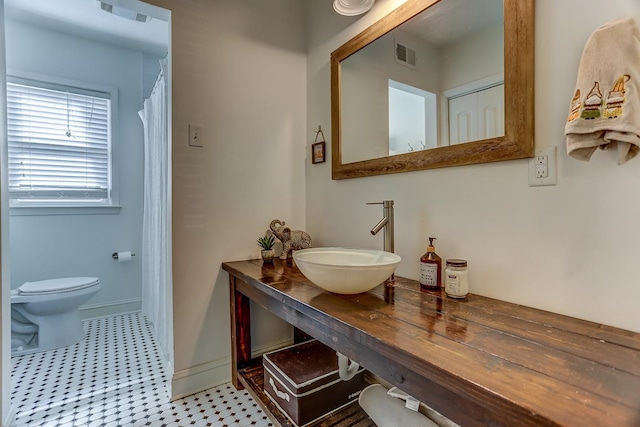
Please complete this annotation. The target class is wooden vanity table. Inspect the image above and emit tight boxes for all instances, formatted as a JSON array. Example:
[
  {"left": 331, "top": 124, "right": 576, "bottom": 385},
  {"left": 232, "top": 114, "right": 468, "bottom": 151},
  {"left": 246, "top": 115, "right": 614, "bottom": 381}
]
[{"left": 223, "top": 259, "right": 640, "bottom": 427}]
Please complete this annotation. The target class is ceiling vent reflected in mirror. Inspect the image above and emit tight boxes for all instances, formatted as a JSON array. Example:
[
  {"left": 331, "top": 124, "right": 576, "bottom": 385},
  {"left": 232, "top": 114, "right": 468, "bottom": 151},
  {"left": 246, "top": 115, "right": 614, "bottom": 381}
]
[
  {"left": 333, "top": 0, "right": 376, "bottom": 16},
  {"left": 394, "top": 40, "right": 417, "bottom": 69},
  {"left": 99, "top": 1, "right": 151, "bottom": 23}
]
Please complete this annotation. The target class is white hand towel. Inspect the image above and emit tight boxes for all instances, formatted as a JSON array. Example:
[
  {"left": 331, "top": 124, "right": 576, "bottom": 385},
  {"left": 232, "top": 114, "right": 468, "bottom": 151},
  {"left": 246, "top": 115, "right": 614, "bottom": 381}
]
[{"left": 565, "top": 17, "right": 640, "bottom": 164}]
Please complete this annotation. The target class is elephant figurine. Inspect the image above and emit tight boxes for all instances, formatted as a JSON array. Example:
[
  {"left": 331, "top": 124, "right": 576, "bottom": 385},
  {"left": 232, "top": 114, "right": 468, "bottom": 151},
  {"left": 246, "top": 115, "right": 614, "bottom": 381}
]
[{"left": 270, "top": 219, "right": 312, "bottom": 260}]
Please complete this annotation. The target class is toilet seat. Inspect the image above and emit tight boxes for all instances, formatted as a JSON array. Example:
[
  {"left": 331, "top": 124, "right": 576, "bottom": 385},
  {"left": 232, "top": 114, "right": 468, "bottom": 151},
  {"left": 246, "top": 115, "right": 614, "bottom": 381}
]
[{"left": 18, "top": 277, "right": 100, "bottom": 296}]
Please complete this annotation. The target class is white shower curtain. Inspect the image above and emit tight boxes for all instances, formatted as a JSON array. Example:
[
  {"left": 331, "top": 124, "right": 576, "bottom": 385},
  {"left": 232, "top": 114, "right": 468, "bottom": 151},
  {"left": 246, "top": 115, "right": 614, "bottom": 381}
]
[{"left": 139, "top": 58, "right": 172, "bottom": 367}]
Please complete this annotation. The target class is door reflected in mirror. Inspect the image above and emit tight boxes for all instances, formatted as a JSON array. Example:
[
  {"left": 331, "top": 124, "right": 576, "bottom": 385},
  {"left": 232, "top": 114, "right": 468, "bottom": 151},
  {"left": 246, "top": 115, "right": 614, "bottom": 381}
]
[{"left": 340, "top": 0, "right": 504, "bottom": 164}]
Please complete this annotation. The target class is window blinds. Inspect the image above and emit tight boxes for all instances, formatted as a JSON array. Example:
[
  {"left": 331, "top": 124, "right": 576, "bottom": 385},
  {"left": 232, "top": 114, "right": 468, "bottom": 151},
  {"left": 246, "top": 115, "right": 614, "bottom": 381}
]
[{"left": 7, "top": 81, "right": 111, "bottom": 204}]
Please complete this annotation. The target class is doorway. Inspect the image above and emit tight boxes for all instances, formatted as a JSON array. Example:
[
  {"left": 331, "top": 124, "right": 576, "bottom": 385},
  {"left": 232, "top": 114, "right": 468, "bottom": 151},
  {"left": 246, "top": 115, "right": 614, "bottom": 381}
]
[
  {"left": 1, "top": 0, "right": 173, "bottom": 423},
  {"left": 388, "top": 79, "right": 438, "bottom": 155}
]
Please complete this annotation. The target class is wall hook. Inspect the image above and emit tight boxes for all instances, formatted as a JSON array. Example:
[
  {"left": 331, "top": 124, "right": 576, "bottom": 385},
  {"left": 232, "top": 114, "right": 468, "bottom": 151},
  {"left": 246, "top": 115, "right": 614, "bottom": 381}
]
[{"left": 312, "top": 125, "right": 326, "bottom": 164}]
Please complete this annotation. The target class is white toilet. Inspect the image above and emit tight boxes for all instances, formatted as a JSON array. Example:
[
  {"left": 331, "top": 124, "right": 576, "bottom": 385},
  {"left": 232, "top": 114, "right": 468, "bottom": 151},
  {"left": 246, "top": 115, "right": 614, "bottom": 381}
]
[{"left": 11, "top": 277, "right": 102, "bottom": 355}]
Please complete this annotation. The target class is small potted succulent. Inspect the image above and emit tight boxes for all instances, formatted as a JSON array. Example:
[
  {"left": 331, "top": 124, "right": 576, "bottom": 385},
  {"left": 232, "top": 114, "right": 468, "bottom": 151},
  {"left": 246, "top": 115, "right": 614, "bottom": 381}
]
[{"left": 257, "top": 234, "right": 276, "bottom": 263}]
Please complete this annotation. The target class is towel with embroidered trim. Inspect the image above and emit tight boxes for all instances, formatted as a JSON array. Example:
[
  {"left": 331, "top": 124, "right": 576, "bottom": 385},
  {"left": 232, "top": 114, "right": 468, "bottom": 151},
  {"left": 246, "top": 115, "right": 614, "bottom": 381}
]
[{"left": 565, "top": 17, "right": 640, "bottom": 164}]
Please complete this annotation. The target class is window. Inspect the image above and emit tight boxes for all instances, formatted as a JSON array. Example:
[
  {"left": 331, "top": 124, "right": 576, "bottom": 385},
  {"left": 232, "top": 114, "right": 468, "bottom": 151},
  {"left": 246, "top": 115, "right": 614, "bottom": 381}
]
[{"left": 7, "top": 77, "right": 114, "bottom": 207}]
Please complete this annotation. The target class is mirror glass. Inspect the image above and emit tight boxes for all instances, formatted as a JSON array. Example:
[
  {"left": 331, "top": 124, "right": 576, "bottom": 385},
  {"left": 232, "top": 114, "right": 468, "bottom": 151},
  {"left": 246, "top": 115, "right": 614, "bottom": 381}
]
[
  {"left": 331, "top": 0, "right": 534, "bottom": 179},
  {"left": 341, "top": 0, "right": 503, "bottom": 163}
]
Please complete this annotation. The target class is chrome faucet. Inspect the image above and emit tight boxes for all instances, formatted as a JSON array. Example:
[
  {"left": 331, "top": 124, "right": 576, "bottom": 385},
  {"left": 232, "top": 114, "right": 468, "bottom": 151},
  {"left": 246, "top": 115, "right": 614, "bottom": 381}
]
[{"left": 367, "top": 200, "right": 394, "bottom": 253}]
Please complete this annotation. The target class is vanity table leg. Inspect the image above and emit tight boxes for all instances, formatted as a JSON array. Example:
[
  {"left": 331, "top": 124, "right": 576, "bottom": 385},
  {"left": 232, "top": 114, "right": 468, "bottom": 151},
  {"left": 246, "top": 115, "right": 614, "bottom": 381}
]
[
  {"left": 293, "top": 327, "right": 313, "bottom": 344},
  {"left": 229, "top": 275, "right": 251, "bottom": 389}
]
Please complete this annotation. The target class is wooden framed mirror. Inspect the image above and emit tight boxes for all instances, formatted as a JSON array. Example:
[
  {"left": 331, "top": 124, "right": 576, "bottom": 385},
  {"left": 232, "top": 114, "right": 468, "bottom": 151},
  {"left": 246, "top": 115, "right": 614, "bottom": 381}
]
[{"left": 331, "top": 0, "right": 534, "bottom": 179}]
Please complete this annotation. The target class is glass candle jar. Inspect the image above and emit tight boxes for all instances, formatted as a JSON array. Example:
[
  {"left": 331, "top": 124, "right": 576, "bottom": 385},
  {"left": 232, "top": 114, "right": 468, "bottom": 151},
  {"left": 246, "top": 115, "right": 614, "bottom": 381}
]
[{"left": 445, "top": 259, "right": 468, "bottom": 298}]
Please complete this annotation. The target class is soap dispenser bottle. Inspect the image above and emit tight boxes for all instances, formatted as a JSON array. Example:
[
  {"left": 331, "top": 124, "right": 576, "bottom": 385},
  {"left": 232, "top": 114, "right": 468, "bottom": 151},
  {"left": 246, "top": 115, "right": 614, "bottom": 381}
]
[{"left": 420, "top": 237, "right": 442, "bottom": 291}]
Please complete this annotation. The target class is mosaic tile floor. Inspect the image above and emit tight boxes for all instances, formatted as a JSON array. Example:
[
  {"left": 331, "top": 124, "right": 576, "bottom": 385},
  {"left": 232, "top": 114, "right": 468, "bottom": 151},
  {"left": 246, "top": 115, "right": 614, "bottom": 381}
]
[{"left": 11, "top": 313, "right": 273, "bottom": 427}]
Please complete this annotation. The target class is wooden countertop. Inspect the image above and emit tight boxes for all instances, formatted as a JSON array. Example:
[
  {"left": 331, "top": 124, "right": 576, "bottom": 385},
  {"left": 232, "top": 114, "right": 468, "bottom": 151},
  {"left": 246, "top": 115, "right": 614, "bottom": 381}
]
[{"left": 223, "top": 258, "right": 640, "bottom": 426}]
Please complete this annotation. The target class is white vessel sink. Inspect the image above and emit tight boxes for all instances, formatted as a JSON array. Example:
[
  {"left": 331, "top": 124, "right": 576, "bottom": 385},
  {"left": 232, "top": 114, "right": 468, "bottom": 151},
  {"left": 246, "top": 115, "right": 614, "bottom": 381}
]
[{"left": 293, "top": 247, "right": 401, "bottom": 294}]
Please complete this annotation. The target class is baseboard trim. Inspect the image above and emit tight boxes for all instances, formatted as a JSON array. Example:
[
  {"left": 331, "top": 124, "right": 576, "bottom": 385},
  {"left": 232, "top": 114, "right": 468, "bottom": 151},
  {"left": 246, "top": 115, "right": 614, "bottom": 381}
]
[
  {"left": 250, "top": 339, "right": 294, "bottom": 359},
  {"left": 3, "top": 405, "right": 16, "bottom": 427},
  {"left": 171, "top": 357, "right": 230, "bottom": 401},
  {"left": 170, "top": 338, "right": 293, "bottom": 401},
  {"left": 79, "top": 298, "right": 142, "bottom": 320},
  {"left": 164, "top": 359, "right": 174, "bottom": 399}
]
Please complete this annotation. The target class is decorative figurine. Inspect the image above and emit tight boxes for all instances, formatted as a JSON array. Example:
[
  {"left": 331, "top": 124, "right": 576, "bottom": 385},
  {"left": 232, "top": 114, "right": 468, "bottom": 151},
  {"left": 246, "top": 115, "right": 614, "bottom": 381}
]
[{"left": 270, "top": 219, "right": 312, "bottom": 260}]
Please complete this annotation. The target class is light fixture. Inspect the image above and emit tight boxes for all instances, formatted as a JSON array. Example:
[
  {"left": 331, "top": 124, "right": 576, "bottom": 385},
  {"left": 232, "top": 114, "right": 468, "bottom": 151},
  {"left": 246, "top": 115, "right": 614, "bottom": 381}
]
[
  {"left": 333, "top": 0, "right": 375, "bottom": 16},
  {"left": 99, "top": 1, "right": 151, "bottom": 23}
]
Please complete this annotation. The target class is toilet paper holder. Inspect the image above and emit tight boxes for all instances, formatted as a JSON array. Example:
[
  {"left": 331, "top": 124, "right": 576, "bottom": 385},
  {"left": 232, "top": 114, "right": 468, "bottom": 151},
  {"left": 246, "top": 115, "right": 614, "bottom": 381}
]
[{"left": 112, "top": 252, "right": 136, "bottom": 260}]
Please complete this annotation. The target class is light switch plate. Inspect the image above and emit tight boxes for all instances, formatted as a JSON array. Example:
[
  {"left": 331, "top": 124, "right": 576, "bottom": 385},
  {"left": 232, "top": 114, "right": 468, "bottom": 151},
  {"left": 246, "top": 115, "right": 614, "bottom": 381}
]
[
  {"left": 529, "top": 146, "right": 557, "bottom": 186},
  {"left": 189, "top": 124, "right": 203, "bottom": 147}
]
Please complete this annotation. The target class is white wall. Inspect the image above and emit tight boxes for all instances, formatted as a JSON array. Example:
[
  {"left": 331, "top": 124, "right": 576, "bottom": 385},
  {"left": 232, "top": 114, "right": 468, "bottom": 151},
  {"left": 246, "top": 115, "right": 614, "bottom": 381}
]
[
  {"left": 439, "top": 23, "right": 503, "bottom": 91},
  {"left": 143, "top": 53, "right": 163, "bottom": 100},
  {"left": 144, "top": 0, "right": 307, "bottom": 397},
  {"left": 5, "top": 20, "right": 148, "bottom": 317},
  {"left": 307, "top": 0, "right": 640, "bottom": 333}
]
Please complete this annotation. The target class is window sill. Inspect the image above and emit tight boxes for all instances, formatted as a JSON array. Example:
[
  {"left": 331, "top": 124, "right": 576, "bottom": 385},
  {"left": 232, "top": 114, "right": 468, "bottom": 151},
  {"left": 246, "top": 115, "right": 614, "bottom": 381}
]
[{"left": 9, "top": 205, "right": 122, "bottom": 216}]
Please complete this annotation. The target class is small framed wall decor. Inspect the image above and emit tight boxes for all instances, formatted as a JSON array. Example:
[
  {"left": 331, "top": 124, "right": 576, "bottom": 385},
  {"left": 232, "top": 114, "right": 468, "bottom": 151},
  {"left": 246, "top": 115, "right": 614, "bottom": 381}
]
[{"left": 312, "top": 126, "right": 326, "bottom": 164}]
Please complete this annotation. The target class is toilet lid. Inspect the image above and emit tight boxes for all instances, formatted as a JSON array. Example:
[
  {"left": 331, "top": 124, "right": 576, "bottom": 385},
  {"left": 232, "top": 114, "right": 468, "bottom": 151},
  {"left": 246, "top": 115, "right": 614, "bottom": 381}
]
[{"left": 19, "top": 277, "right": 100, "bottom": 295}]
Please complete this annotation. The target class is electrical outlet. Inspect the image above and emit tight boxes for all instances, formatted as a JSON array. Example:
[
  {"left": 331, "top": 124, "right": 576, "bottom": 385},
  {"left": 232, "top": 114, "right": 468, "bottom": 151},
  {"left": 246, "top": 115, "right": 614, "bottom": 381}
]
[
  {"left": 529, "top": 146, "right": 557, "bottom": 186},
  {"left": 189, "top": 124, "right": 203, "bottom": 147},
  {"left": 535, "top": 155, "right": 548, "bottom": 178}
]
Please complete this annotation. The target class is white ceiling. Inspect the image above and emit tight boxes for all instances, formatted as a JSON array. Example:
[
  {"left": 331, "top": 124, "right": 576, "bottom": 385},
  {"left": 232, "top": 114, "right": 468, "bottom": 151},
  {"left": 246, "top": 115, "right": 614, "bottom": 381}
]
[
  {"left": 3, "top": 0, "right": 500, "bottom": 59},
  {"left": 4, "top": 0, "right": 169, "bottom": 56},
  {"left": 404, "top": 0, "right": 503, "bottom": 48}
]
